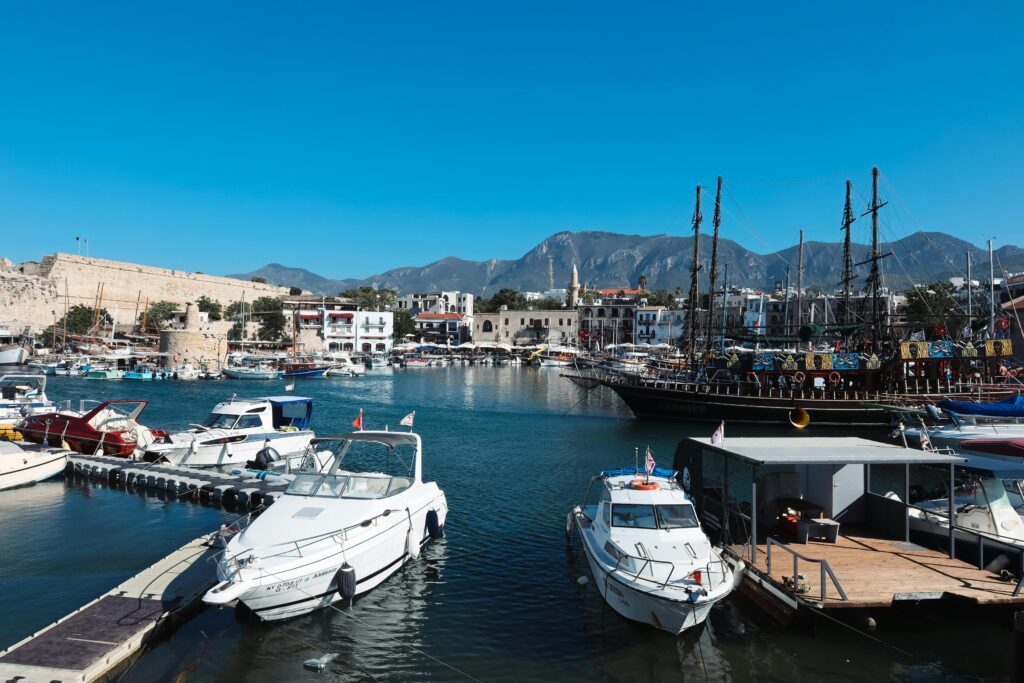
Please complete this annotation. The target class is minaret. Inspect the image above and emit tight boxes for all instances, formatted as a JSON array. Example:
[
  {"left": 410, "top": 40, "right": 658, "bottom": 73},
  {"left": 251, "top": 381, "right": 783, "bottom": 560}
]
[{"left": 568, "top": 261, "right": 580, "bottom": 307}]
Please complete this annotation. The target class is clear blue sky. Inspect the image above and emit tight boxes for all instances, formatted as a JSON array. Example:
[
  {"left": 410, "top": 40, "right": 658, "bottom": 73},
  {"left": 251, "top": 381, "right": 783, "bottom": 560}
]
[{"left": 1, "top": 2, "right": 1021, "bottom": 278}]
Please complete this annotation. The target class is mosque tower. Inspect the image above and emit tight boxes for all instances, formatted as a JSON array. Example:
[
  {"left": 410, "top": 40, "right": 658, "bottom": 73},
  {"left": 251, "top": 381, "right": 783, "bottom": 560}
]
[{"left": 568, "top": 261, "right": 580, "bottom": 308}]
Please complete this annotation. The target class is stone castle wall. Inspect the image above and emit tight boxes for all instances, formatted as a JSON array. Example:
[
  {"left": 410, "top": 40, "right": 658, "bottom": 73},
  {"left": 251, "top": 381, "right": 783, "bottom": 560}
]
[{"left": 1, "top": 253, "right": 290, "bottom": 332}]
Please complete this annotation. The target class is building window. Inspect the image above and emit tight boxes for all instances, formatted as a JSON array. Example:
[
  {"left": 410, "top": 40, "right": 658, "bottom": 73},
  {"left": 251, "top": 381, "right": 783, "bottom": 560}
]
[
  {"left": 520, "top": 318, "right": 525, "bottom": 325},
  {"left": 504, "top": 330, "right": 509, "bottom": 337},
  {"left": 483, "top": 320, "right": 493, "bottom": 332},
  {"left": 544, "top": 318, "right": 549, "bottom": 326},
  {"left": 558, "top": 318, "right": 563, "bottom": 326},
  {"left": 504, "top": 318, "right": 509, "bottom": 325}
]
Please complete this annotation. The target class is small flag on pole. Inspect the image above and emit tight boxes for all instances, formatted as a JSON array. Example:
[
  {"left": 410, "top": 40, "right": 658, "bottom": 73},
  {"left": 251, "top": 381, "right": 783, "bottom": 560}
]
[
  {"left": 711, "top": 421, "right": 724, "bottom": 445},
  {"left": 400, "top": 411, "right": 415, "bottom": 428},
  {"left": 644, "top": 446, "right": 656, "bottom": 475},
  {"left": 919, "top": 421, "right": 931, "bottom": 451},
  {"left": 352, "top": 409, "right": 363, "bottom": 430},
  {"left": 284, "top": 381, "right": 295, "bottom": 392}
]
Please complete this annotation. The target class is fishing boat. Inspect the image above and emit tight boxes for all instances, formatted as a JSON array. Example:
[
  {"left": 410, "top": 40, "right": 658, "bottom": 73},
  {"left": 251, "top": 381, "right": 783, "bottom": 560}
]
[
  {"left": 86, "top": 365, "right": 124, "bottom": 380},
  {"left": 567, "top": 465, "right": 743, "bottom": 633},
  {"left": 124, "top": 364, "right": 157, "bottom": 381},
  {"left": 536, "top": 345, "right": 581, "bottom": 367},
  {"left": 223, "top": 364, "right": 281, "bottom": 380},
  {"left": 278, "top": 360, "right": 331, "bottom": 378},
  {"left": 365, "top": 352, "right": 389, "bottom": 369},
  {"left": 600, "top": 169, "right": 1019, "bottom": 428},
  {"left": 203, "top": 430, "right": 448, "bottom": 621},
  {"left": 0, "top": 441, "right": 68, "bottom": 491},
  {"left": 0, "top": 324, "right": 28, "bottom": 365},
  {"left": 18, "top": 400, "right": 168, "bottom": 457},
  {"left": 140, "top": 396, "right": 315, "bottom": 468}
]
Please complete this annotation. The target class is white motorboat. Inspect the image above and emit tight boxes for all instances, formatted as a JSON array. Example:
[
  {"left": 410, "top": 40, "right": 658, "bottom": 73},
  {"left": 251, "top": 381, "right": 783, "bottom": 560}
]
[
  {"left": 0, "top": 441, "right": 67, "bottom": 491},
  {"left": 365, "top": 352, "right": 389, "bottom": 369},
  {"left": 568, "top": 466, "right": 742, "bottom": 634},
  {"left": 203, "top": 430, "right": 448, "bottom": 621},
  {"left": 141, "top": 396, "right": 315, "bottom": 468},
  {"left": 904, "top": 420, "right": 1024, "bottom": 450},
  {"left": 325, "top": 355, "right": 366, "bottom": 376},
  {"left": 536, "top": 345, "right": 581, "bottom": 367},
  {"left": 223, "top": 364, "right": 281, "bottom": 380},
  {"left": 0, "top": 374, "right": 56, "bottom": 438}
]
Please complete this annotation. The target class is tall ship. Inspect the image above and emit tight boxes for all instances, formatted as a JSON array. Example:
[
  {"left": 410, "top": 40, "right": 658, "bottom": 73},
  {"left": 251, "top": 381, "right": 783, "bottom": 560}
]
[{"left": 600, "top": 169, "right": 1019, "bottom": 427}]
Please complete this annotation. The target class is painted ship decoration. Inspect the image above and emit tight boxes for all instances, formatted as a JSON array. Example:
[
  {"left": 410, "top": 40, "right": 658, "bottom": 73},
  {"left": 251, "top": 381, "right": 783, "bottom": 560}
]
[{"left": 600, "top": 168, "right": 1018, "bottom": 427}]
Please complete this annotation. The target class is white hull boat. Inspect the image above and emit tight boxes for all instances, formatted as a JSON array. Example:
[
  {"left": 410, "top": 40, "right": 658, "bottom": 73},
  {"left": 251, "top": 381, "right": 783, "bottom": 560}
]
[
  {"left": 569, "top": 466, "right": 742, "bottom": 634},
  {"left": 204, "top": 430, "right": 448, "bottom": 621},
  {"left": 0, "top": 442, "right": 67, "bottom": 491},
  {"left": 0, "top": 345, "right": 28, "bottom": 365},
  {"left": 142, "top": 396, "right": 315, "bottom": 468},
  {"left": 223, "top": 365, "right": 281, "bottom": 380}
]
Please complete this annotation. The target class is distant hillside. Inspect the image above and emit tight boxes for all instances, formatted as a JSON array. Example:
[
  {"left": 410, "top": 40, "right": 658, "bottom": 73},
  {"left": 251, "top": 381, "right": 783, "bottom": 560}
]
[{"left": 229, "top": 230, "right": 1024, "bottom": 296}]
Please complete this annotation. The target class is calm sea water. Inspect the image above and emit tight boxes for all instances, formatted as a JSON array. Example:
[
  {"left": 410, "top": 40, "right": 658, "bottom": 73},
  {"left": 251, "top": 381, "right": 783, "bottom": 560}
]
[{"left": 0, "top": 368, "right": 1017, "bottom": 682}]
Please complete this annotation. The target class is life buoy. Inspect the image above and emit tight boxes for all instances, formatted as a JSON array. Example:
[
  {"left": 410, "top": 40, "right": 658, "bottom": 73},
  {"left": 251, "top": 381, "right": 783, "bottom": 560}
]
[
  {"left": 794, "top": 371, "right": 806, "bottom": 383},
  {"left": 829, "top": 371, "right": 841, "bottom": 384},
  {"left": 997, "top": 317, "right": 1010, "bottom": 331},
  {"left": 630, "top": 480, "right": 659, "bottom": 491}
]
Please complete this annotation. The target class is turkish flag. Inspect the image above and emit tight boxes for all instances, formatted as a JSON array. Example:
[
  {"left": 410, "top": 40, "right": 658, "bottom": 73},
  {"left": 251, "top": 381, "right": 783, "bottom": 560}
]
[{"left": 352, "top": 409, "right": 363, "bottom": 430}]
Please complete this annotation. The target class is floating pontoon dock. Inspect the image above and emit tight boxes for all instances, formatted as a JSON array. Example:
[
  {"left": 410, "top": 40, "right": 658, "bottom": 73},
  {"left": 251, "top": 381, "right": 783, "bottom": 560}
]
[
  {"left": 64, "top": 452, "right": 291, "bottom": 510},
  {"left": 0, "top": 533, "right": 221, "bottom": 682},
  {"left": 673, "top": 437, "right": 1024, "bottom": 620}
]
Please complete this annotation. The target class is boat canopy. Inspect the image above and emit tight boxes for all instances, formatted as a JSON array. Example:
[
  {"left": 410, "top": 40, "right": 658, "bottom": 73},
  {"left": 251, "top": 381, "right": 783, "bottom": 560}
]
[
  {"left": 601, "top": 466, "right": 676, "bottom": 479},
  {"left": 260, "top": 397, "right": 313, "bottom": 430},
  {"left": 939, "top": 393, "right": 1024, "bottom": 418},
  {"left": 957, "top": 455, "right": 1024, "bottom": 480}
]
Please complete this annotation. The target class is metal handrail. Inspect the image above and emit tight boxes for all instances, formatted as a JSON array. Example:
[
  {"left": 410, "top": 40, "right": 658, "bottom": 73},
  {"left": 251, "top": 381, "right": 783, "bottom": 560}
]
[
  {"left": 766, "top": 537, "right": 848, "bottom": 602},
  {"left": 608, "top": 549, "right": 729, "bottom": 593}
]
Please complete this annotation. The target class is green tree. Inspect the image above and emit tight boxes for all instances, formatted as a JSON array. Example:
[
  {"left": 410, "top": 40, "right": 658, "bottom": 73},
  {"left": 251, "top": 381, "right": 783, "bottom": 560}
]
[
  {"left": 339, "top": 286, "right": 397, "bottom": 311},
  {"left": 195, "top": 296, "right": 223, "bottom": 321},
  {"left": 903, "top": 282, "right": 964, "bottom": 337},
  {"left": 579, "top": 290, "right": 599, "bottom": 304},
  {"left": 530, "top": 296, "right": 566, "bottom": 310},
  {"left": 478, "top": 288, "right": 529, "bottom": 312},
  {"left": 289, "top": 286, "right": 302, "bottom": 296},
  {"left": 140, "top": 301, "right": 178, "bottom": 333},
  {"left": 251, "top": 276, "right": 268, "bottom": 284},
  {"left": 257, "top": 310, "right": 289, "bottom": 341},
  {"left": 645, "top": 289, "right": 678, "bottom": 308},
  {"left": 393, "top": 310, "right": 416, "bottom": 339},
  {"left": 43, "top": 305, "right": 110, "bottom": 340},
  {"left": 251, "top": 296, "right": 283, "bottom": 313}
]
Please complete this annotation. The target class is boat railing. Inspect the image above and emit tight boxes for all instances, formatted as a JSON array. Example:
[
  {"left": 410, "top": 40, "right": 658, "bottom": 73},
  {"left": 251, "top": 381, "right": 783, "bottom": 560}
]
[
  {"left": 610, "top": 551, "right": 729, "bottom": 593},
  {"left": 766, "top": 537, "right": 849, "bottom": 602},
  {"left": 211, "top": 506, "right": 415, "bottom": 580}
]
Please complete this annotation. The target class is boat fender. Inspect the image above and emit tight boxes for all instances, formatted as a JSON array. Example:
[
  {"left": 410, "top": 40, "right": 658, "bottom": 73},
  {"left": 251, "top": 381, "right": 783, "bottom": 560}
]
[
  {"left": 336, "top": 563, "right": 357, "bottom": 603},
  {"left": 828, "top": 371, "right": 841, "bottom": 384},
  {"left": 406, "top": 526, "right": 421, "bottom": 559},
  {"left": 565, "top": 509, "right": 575, "bottom": 537},
  {"left": 426, "top": 509, "right": 444, "bottom": 539}
]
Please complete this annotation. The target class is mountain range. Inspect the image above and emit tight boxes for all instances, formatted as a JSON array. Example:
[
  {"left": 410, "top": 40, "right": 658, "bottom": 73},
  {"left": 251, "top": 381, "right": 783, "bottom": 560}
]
[{"left": 229, "top": 230, "right": 1024, "bottom": 297}]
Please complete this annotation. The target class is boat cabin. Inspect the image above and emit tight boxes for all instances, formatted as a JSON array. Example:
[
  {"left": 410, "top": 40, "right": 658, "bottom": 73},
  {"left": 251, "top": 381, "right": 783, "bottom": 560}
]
[{"left": 202, "top": 396, "right": 312, "bottom": 432}]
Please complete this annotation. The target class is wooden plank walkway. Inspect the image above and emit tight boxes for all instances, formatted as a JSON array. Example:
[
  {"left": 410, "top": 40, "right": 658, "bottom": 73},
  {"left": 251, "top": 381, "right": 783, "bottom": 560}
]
[
  {"left": 65, "top": 453, "right": 291, "bottom": 510},
  {"left": 0, "top": 532, "right": 222, "bottom": 682},
  {"left": 739, "top": 532, "right": 1024, "bottom": 609}
]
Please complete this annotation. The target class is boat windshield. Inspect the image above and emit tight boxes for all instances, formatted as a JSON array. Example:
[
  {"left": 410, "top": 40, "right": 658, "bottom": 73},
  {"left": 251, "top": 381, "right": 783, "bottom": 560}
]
[
  {"left": 612, "top": 503, "right": 698, "bottom": 529},
  {"left": 200, "top": 413, "right": 238, "bottom": 429},
  {"left": 285, "top": 473, "right": 410, "bottom": 499}
]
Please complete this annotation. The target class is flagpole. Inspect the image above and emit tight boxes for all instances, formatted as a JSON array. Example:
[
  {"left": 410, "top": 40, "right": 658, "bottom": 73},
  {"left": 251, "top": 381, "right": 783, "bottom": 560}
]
[{"left": 634, "top": 447, "right": 638, "bottom": 474}]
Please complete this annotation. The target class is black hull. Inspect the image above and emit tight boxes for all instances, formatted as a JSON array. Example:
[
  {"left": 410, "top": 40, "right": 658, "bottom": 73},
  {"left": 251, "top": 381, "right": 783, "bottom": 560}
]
[{"left": 605, "top": 382, "right": 891, "bottom": 427}]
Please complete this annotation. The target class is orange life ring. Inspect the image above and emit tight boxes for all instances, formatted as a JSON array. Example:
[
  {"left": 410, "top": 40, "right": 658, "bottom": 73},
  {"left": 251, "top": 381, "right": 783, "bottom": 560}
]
[
  {"left": 630, "top": 480, "right": 659, "bottom": 491},
  {"left": 829, "top": 371, "right": 841, "bottom": 384},
  {"left": 794, "top": 371, "right": 806, "bottom": 383}
]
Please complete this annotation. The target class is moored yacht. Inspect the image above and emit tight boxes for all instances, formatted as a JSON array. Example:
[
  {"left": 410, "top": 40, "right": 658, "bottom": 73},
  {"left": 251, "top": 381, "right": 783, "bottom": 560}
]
[
  {"left": 141, "top": 396, "right": 315, "bottom": 468},
  {"left": 0, "top": 374, "right": 56, "bottom": 439},
  {"left": 568, "top": 466, "right": 742, "bottom": 633},
  {"left": 0, "top": 441, "right": 67, "bottom": 491},
  {"left": 203, "top": 430, "right": 448, "bottom": 621}
]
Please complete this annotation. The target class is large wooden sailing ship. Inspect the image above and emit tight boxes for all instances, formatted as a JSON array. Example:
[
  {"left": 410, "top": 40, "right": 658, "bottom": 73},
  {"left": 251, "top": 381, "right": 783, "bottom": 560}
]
[{"left": 601, "top": 168, "right": 1018, "bottom": 427}]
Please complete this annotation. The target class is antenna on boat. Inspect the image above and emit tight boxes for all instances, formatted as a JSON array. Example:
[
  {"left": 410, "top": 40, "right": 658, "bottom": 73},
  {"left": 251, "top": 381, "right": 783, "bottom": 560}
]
[{"left": 686, "top": 185, "right": 703, "bottom": 360}]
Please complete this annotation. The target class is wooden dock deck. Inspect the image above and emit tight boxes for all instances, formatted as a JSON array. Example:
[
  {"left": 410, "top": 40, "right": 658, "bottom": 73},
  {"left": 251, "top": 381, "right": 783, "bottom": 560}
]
[
  {"left": 65, "top": 453, "right": 291, "bottom": 510},
  {"left": 0, "top": 532, "right": 221, "bottom": 682},
  {"left": 737, "top": 532, "right": 1024, "bottom": 611}
]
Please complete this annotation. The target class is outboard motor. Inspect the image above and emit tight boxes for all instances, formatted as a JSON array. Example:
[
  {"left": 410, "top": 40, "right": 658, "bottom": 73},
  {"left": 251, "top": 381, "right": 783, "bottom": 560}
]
[{"left": 246, "top": 446, "right": 282, "bottom": 471}]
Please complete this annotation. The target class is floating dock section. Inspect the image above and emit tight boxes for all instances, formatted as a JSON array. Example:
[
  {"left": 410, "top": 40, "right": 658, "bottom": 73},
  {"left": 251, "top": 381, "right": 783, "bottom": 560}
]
[
  {"left": 0, "top": 533, "right": 222, "bottom": 682},
  {"left": 64, "top": 453, "right": 291, "bottom": 510}
]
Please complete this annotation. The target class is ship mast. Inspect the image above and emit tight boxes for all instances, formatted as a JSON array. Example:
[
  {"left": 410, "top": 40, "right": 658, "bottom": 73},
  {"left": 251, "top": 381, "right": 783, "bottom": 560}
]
[
  {"left": 840, "top": 180, "right": 856, "bottom": 325},
  {"left": 705, "top": 177, "right": 722, "bottom": 356},
  {"left": 687, "top": 185, "right": 703, "bottom": 357},
  {"left": 863, "top": 167, "right": 889, "bottom": 350}
]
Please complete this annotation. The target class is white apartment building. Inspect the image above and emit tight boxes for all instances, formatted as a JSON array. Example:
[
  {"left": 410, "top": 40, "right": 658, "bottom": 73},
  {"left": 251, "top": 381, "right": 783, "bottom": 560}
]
[{"left": 396, "top": 291, "right": 474, "bottom": 317}]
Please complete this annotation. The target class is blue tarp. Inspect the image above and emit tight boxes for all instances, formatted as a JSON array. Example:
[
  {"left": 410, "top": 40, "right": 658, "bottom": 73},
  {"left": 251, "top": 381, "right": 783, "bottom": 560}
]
[
  {"left": 939, "top": 392, "right": 1024, "bottom": 418},
  {"left": 601, "top": 466, "right": 676, "bottom": 479}
]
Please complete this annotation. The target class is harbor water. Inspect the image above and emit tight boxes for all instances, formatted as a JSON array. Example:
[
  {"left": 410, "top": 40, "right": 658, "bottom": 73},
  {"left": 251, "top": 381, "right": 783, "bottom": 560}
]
[{"left": 1, "top": 367, "right": 1018, "bottom": 681}]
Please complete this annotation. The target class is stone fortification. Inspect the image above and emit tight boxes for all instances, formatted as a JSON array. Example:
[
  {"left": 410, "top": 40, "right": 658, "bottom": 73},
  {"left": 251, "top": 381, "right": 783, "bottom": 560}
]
[{"left": 1, "top": 253, "right": 291, "bottom": 332}]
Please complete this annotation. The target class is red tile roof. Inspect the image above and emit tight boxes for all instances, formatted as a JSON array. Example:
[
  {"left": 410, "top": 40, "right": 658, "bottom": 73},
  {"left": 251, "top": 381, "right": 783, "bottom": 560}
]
[
  {"left": 416, "top": 313, "right": 463, "bottom": 320},
  {"left": 595, "top": 288, "right": 642, "bottom": 296}
]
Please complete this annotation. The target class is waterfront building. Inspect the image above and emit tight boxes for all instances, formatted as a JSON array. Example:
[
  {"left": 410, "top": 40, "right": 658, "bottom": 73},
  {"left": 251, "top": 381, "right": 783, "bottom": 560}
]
[
  {"left": 635, "top": 306, "right": 686, "bottom": 346},
  {"left": 578, "top": 294, "right": 638, "bottom": 348},
  {"left": 396, "top": 291, "right": 474, "bottom": 317},
  {"left": 413, "top": 312, "right": 469, "bottom": 345},
  {"left": 282, "top": 296, "right": 394, "bottom": 353},
  {"left": 473, "top": 306, "right": 578, "bottom": 344}
]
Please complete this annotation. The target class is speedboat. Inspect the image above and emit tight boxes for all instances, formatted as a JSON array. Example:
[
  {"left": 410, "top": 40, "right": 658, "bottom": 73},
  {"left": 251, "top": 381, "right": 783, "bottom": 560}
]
[
  {"left": 223, "top": 364, "right": 281, "bottom": 380},
  {"left": 568, "top": 466, "right": 743, "bottom": 634},
  {"left": 365, "top": 352, "right": 389, "bottom": 369},
  {"left": 141, "top": 396, "right": 315, "bottom": 468},
  {"left": 325, "top": 355, "right": 366, "bottom": 377},
  {"left": 18, "top": 400, "right": 168, "bottom": 457},
  {"left": 904, "top": 420, "right": 1024, "bottom": 449},
  {"left": 203, "top": 430, "right": 448, "bottom": 621},
  {"left": 0, "top": 441, "right": 67, "bottom": 490}
]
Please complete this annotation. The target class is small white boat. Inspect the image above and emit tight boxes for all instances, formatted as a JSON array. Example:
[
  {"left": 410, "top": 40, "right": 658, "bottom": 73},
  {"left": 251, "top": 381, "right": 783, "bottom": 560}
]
[
  {"left": 0, "top": 441, "right": 67, "bottom": 491},
  {"left": 140, "top": 396, "right": 315, "bottom": 468},
  {"left": 325, "top": 355, "right": 366, "bottom": 376},
  {"left": 568, "top": 466, "right": 742, "bottom": 634},
  {"left": 204, "top": 430, "right": 448, "bottom": 621},
  {"left": 223, "top": 364, "right": 281, "bottom": 380}
]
